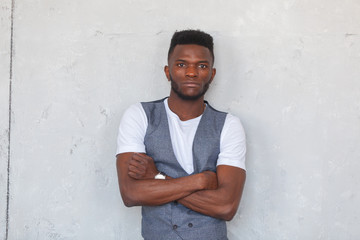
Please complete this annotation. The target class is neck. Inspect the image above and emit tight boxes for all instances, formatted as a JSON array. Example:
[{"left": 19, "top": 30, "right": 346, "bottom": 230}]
[{"left": 168, "top": 92, "right": 206, "bottom": 121}]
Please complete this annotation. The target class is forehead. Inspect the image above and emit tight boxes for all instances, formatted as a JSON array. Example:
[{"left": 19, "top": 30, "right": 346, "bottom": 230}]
[{"left": 169, "top": 44, "right": 212, "bottom": 62}]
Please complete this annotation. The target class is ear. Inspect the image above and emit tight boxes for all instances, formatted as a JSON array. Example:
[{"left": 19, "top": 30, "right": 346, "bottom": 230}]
[
  {"left": 164, "top": 65, "right": 170, "bottom": 81},
  {"left": 209, "top": 68, "right": 216, "bottom": 84}
]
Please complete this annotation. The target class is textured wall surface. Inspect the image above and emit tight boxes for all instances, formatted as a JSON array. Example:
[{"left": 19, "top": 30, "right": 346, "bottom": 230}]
[
  {"left": 1, "top": 0, "right": 360, "bottom": 239},
  {"left": 0, "top": 0, "right": 11, "bottom": 239}
]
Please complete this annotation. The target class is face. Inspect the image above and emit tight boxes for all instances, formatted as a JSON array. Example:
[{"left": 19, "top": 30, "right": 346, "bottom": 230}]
[{"left": 165, "top": 44, "right": 216, "bottom": 101}]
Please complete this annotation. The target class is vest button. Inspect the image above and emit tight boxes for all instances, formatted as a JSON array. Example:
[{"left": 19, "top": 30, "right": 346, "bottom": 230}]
[
  {"left": 173, "top": 225, "right": 178, "bottom": 230},
  {"left": 188, "top": 223, "right": 193, "bottom": 228}
]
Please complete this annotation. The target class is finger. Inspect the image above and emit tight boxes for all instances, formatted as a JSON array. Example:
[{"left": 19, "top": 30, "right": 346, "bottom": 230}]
[
  {"left": 128, "top": 165, "right": 144, "bottom": 175},
  {"left": 130, "top": 157, "right": 146, "bottom": 168},
  {"left": 131, "top": 154, "right": 148, "bottom": 164},
  {"left": 132, "top": 155, "right": 149, "bottom": 164},
  {"left": 128, "top": 171, "right": 141, "bottom": 180},
  {"left": 129, "top": 159, "right": 147, "bottom": 171},
  {"left": 133, "top": 152, "right": 153, "bottom": 162}
]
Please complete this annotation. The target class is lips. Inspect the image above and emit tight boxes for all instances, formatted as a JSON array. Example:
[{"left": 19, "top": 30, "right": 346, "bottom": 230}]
[{"left": 182, "top": 82, "right": 200, "bottom": 87}]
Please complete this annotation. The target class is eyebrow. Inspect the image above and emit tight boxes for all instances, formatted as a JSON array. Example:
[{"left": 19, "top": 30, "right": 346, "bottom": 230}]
[{"left": 175, "top": 59, "right": 210, "bottom": 64}]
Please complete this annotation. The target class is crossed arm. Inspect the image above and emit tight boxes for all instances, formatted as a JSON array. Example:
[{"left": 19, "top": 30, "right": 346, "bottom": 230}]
[{"left": 116, "top": 152, "right": 246, "bottom": 221}]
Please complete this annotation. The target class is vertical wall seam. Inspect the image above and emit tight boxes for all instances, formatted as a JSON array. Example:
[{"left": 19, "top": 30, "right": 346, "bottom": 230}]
[{"left": 5, "top": 0, "right": 15, "bottom": 239}]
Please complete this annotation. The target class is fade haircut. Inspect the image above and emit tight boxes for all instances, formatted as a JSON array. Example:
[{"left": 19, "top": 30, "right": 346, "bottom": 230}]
[{"left": 167, "top": 29, "right": 214, "bottom": 63}]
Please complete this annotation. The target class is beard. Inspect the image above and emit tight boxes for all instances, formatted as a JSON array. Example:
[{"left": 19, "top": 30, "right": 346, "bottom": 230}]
[{"left": 170, "top": 74, "right": 210, "bottom": 101}]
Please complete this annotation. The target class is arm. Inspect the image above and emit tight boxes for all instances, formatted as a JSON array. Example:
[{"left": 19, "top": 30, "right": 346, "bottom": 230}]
[
  {"left": 116, "top": 152, "right": 217, "bottom": 207},
  {"left": 178, "top": 165, "right": 246, "bottom": 221},
  {"left": 178, "top": 113, "right": 247, "bottom": 220},
  {"left": 127, "top": 153, "right": 245, "bottom": 221}
]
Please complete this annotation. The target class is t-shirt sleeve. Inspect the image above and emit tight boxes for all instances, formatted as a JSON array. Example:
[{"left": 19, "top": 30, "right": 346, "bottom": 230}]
[
  {"left": 116, "top": 103, "right": 148, "bottom": 155},
  {"left": 217, "top": 113, "right": 246, "bottom": 170}
]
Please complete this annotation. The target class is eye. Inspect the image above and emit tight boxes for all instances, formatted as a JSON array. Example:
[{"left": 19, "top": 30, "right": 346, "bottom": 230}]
[
  {"left": 199, "top": 64, "right": 208, "bottom": 69},
  {"left": 177, "top": 63, "right": 185, "bottom": 67}
]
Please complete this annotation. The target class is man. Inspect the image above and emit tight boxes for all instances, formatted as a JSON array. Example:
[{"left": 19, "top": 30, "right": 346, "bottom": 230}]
[{"left": 116, "top": 29, "right": 246, "bottom": 240}]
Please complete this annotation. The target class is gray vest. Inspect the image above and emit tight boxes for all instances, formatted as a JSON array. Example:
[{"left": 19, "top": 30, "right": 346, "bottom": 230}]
[{"left": 141, "top": 98, "right": 228, "bottom": 240}]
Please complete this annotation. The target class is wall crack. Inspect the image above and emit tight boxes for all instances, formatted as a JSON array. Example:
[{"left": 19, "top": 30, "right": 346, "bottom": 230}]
[{"left": 6, "top": 0, "right": 15, "bottom": 239}]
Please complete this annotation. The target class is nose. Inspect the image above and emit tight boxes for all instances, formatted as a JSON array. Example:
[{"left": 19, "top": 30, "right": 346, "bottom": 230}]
[{"left": 185, "top": 65, "right": 198, "bottom": 78}]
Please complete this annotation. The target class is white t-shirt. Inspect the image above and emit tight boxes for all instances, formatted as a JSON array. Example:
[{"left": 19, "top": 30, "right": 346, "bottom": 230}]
[{"left": 116, "top": 99, "right": 246, "bottom": 174}]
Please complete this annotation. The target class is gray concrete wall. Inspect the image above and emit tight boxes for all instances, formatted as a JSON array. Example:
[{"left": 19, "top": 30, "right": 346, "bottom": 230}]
[
  {"left": 0, "top": 0, "right": 12, "bottom": 239},
  {"left": 1, "top": 0, "right": 360, "bottom": 239}
]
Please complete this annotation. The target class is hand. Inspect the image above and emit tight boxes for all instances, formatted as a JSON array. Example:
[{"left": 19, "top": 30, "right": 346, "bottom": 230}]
[
  {"left": 201, "top": 171, "right": 218, "bottom": 190},
  {"left": 128, "top": 153, "right": 159, "bottom": 180}
]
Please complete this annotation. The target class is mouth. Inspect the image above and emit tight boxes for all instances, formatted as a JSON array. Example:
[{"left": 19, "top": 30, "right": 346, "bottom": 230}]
[{"left": 182, "top": 82, "right": 200, "bottom": 87}]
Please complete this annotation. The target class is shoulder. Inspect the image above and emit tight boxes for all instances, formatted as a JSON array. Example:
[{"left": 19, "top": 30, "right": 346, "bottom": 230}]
[
  {"left": 224, "top": 113, "right": 245, "bottom": 133},
  {"left": 141, "top": 97, "right": 168, "bottom": 109},
  {"left": 222, "top": 113, "right": 246, "bottom": 143},
  {"left": 205, "top": 101, "right": 227, "bottom": 117},
  {"left": 204, "top": 102, "right": 228, "bottom": 131},
  {"left": 124, "top": 102, "right": 145, "bottom": 116},
  {"left": 119, "top": 103, "right": 148, "bottom": 132},
  {"left": 140, "top": 98, "right": 168, "bottom": 121}
]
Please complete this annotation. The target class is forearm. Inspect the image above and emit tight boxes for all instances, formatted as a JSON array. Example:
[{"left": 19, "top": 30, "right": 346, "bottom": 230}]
[
  {"left": 178, "top": 187, "right": 237, "bottom": 221},
  {"left": 117, "top": 153, "right": 208, "bottom": 207},
  {"left": 120, "top": 173, "right": 204, "bottom": 207},
  {"left": 178, "top": 166, "right": 246, "bottom": 221}
]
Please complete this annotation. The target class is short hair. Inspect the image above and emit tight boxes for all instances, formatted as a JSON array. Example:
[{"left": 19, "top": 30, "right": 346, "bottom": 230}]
[{"left": 168, "top": 29, "right": 214, "bottom": 62}]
